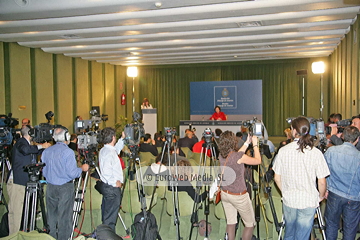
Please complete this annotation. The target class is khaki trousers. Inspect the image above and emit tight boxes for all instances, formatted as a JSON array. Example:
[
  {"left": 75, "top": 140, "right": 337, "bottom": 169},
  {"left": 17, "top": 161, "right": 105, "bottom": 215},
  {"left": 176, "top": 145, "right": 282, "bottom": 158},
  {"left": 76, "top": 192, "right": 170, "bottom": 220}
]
[{"left": 7, "top": 180, "right": 25, "bottom": 235}]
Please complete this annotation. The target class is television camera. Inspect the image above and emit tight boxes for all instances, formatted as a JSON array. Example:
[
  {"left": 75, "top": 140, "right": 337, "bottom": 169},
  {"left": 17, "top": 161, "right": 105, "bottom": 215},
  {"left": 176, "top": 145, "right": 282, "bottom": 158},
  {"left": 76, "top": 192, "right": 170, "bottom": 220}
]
[
  {"left": 242, "top": 117, "right": 272, "bottom": 159},
  {"left": 74, "top": 108, "right": 108, "bottom": 133},
  {"left": 164, "top": 127, "right": 176, "bottom": 142},
  {"left": 123, "top": 112, "right": 145, "bottom": 146},
  {"left": 286, "top": 116, "right": 327, "bottom": 152},
  {"left": 29, "top": 111, "right": 55, "bottom": 143},
  {"left": 203, "top": 128, "right": 214, "bottom": 144},
  {"left": 0, "top": 113, "right": 20, "bottom": 146},
  {"left": 325, "top": 119, "right": 351, "bottom": 134}
]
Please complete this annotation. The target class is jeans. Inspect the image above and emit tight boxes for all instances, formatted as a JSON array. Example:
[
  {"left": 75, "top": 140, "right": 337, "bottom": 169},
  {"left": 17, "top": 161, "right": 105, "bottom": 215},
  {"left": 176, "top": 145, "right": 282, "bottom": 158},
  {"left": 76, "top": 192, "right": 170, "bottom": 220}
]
[
  {"left": 46, "top": 182, "right": 74, "bottom": 240},
  {"left": 283, "top": 204, "right": 316, "bottom": 240},
  {"left": 101, "top": 184, "right": 121, "bottom": 231},
  {"left": 325, "top": 191, "right": 360, "bottom": 240}
]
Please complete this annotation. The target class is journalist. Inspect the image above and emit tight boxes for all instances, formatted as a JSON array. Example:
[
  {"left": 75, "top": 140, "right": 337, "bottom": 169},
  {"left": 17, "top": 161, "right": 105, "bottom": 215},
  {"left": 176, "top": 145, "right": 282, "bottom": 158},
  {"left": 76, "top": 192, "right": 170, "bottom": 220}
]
[
  {"left": 218, "top": 131, "right": 260, "bottom": 240},
  {"left": 97, "top": 127, "right": 125, "bottom": 231},
  {"left": 273, "top": 117, "right": 330, "bottom": 240},
  {"left": 329, "top": 114, "right": 360, "bottom": 151},
  {"left": 41, "top": 127, "right": 89, "bottom": 240},
  {"left": 324, "top": 126, "right": 360, "bottom": 240},
  {"left": 7, "top": 125, "right": 50, "bottom": 235}
]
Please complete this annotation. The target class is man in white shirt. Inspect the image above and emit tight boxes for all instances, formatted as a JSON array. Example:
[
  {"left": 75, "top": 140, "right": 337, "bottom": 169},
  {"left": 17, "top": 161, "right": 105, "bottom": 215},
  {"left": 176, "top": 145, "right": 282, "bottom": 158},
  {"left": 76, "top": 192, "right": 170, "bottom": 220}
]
[{"left": 98, "top": 127, "right": 125, "bottom": 231}]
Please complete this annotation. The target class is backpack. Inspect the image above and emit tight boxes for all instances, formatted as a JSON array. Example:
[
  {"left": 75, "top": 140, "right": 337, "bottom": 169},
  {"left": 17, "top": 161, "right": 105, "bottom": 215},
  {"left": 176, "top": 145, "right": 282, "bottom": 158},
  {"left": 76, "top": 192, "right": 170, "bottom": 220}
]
[
  {"left": 131, "top": 211, "right": 161, "bottom": 240},
  {"left": 0, "top": 212, "right": 9, "bottom": 238}
]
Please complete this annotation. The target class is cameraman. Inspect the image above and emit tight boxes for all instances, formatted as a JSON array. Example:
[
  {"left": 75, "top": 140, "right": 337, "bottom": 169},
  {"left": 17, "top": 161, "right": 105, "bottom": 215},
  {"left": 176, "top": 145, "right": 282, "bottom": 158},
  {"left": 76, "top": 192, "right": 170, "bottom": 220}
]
[
  {"left": 330, "top": 115, "right": 360, "bottom": 151},
  {"left": 97, "top": 127, "right": 125, "bottom": 231},
  {"left": 7, "top": 125, "right": 50, "bottom": 235},
  {"left": 324, "top": 126, "right": 360, "bottom": 240},
  {"left": 41, "top": 127, "right": 89, "bottom": 240}
]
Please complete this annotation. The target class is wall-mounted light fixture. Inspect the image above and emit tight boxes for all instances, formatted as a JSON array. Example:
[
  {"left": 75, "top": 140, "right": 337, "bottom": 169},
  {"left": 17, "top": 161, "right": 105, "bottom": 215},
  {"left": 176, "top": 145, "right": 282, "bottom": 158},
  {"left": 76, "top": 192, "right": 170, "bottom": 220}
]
[
  {"left": 312, "top": 61, "right": 325, "bottom": 119},
  {"left": 127, "top": 66, "right": 138, "bottom": 113}
]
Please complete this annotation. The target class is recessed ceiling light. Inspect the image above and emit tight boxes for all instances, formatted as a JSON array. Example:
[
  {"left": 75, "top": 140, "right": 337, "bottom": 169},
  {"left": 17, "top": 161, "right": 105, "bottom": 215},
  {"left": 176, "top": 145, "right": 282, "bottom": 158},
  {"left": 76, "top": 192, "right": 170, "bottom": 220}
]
[
  {"left": 155, "top": 2, "right": 162, "bottom": 8},
  {"left": 60, "top": 34, "right": 80, "bottom": 39},
  {"left": 236, "top": 21, "right": 262, "bottom": 28}
]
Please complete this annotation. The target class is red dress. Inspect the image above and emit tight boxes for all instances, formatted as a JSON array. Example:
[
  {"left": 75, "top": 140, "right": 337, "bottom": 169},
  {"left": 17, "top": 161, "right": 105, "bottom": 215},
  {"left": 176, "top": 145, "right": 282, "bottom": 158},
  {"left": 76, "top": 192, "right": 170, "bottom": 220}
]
[{"left": 210, "top": 112, "right": 227, "bottom": 120}]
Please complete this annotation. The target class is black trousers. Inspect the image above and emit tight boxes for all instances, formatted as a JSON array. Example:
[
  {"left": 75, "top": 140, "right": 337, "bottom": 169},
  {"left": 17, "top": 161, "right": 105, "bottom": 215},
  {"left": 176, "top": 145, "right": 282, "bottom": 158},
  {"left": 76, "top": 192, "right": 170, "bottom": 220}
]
[{"left": 101, "top": 184, "right": 122, "bottom": 231}]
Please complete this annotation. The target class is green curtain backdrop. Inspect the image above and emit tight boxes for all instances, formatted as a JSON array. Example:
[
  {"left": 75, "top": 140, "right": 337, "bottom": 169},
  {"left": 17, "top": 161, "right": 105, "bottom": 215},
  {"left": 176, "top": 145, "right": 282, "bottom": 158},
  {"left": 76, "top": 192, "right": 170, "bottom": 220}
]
[{"left": 138, "top": 59, "right": 310, "bottom": 136}]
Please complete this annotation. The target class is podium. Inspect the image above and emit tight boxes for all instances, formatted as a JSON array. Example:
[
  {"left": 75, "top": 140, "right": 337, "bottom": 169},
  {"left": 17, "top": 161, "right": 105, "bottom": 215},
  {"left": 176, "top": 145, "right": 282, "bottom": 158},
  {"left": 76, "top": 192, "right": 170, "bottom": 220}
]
[{"left": 142, "top": 109, "right": 157, "bottom": 137}]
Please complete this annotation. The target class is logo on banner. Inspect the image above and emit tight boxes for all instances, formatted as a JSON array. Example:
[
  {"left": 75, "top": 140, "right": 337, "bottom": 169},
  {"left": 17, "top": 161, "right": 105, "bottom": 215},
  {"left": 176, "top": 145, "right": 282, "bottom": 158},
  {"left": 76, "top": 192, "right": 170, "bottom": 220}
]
[{"left": 214, "top": 86, "right": 237, "bottom": 109}]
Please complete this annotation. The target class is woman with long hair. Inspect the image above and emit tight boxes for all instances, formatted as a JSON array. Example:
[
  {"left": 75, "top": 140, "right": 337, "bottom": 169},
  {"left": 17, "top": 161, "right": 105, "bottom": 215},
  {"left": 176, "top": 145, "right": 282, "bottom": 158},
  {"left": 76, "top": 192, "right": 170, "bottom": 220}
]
[
  {"left": 218, "top": 131, "right": 261, "bottom": 240},
  {"left": 273, "top": 117, "right": 329, "bottom": 239}
]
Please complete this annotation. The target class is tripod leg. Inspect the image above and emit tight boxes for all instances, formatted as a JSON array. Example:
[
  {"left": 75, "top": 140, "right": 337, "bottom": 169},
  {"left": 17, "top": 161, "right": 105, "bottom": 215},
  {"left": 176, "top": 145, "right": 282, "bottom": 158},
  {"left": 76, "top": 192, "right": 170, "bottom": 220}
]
[
  {"left": 29, "top": 189, "right": 38, "bottom": 231},
  {"left": 117, "top": 212, "right": 130, "bottom": 236},
  {"left": 22, "top": 190, "right": 31, "bottom": 231},
  {"left": 38, "top": 183, "right": 49, "bottom": 233}
]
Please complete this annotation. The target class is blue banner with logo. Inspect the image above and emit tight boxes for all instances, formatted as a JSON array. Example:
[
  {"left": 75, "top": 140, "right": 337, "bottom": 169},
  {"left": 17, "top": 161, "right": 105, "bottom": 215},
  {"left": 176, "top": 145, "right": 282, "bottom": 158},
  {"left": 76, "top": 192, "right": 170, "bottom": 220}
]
[{"left": 190, "top": 80, "right": 262, "bottom": 115}]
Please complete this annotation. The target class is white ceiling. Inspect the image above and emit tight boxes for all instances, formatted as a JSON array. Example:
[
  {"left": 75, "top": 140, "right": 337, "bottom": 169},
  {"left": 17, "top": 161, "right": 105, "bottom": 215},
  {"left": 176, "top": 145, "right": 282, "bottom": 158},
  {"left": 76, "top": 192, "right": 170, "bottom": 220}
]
[{"left": 0, "top": 0, "right": 359, "bottom": 66}]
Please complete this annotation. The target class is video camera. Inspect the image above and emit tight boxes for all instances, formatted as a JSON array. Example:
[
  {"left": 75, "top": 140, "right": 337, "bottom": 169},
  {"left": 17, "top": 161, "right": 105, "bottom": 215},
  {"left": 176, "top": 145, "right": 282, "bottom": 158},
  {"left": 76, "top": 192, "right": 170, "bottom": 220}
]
[
  {"left": 164, "top": 127, "right": 176, "bottom": 142},
  {"left": 242, "top": 117, "right": 264, "bottom": 138},
  {"left": 203, "top": 128, "right": 214, "bottom": 144},
  {"left": 77, "top": 131, "right": 98, "bottom": 150},
  {"left": 29, "top": 111, "right": 55, "bottom": 143},
  {"left": 325, "top": 119, "right": 351, "bottom": 134},
  {"left": 124, "top": 112, "right": 145, "bottom": 146},
  {"left": 0, "top": 113, "right": 19, "bottom": 145},
  {"left": 286, "top": 117, "right": 326, "bottom": 137},
  {"left": 74, "top": 108, "right": 108, "bottom": 133}
]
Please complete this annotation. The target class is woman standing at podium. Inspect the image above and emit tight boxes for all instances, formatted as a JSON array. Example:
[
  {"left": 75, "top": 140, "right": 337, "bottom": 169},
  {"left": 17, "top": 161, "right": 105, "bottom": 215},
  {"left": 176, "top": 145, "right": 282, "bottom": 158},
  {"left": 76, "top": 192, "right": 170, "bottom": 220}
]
[{"left": 141, "top": 98, "right": 153, "bottom": 109}]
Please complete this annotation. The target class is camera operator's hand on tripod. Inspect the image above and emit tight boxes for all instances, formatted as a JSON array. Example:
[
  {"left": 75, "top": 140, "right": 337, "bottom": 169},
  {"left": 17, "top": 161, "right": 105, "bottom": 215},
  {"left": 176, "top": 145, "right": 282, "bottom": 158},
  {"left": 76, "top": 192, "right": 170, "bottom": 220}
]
[{"left": 81, "top": 164, "right": 89, "bottom": 172}]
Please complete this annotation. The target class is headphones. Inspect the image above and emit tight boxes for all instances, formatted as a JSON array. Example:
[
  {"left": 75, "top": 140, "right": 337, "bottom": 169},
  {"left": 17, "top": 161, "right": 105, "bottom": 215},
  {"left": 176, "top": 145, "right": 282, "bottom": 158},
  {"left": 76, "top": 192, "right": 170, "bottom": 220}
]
[{"left": 53, "top": 125, "right": 70, "bottom": 142}]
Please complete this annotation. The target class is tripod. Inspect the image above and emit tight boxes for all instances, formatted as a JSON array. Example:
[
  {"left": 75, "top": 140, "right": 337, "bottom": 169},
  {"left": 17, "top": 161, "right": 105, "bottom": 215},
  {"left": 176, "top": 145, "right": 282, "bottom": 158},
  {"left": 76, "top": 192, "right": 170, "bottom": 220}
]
[
  {"left": 141, "top": 128, "right": 177, "bottom": 240},
  {"left": 69, "top": 149, "right": 101, "bottom": 240},
  {"left": 22, "top": 163, "right": 49, "bottom": 233},
  {"left": 70, "top": 148, "right": 130, "bottom": 239},
  {"left": 189, "top": 136, "right": 216, "bottom": 240},
  {"left": 0, "top": 146, "right": 12, "bottom": 210}
]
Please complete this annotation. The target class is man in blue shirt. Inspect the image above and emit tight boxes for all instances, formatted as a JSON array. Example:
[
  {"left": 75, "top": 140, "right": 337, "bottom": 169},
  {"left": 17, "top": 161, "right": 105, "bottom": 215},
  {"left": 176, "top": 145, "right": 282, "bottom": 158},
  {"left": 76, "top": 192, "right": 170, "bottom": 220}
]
[
  {"left": 41, "top": 127, "right": 89, "bottom": 240},
  {"left": 324, "top": 126, "right": 360, "bottom": 240}
]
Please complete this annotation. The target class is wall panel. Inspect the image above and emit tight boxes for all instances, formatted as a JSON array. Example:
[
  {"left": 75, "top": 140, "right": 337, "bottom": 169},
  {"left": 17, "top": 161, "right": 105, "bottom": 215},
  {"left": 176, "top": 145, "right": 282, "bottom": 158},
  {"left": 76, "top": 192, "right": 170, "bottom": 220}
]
[
  {"left": 104, "top": 64, "right": 115, "bottom": 127},
  {"left": 115, "top": 65, "right": 127, "bottom": 121},
  {"left": 75, "top": 58, "right": 90, "bottom": 122},
  {"left": 55, "top": 54, "right": 73, "bottom": 131},
  {"left": 329, "top": 15, "right": 360, "bottom": 118},
  {"left": 34, "top": 48, "right": 54, "bottom": 125},
  {"left": 0, "top": 42, "right": 5, "bottom": 114},
  {"left": 9, "top": 43, "right": 32, "bottom": 123}
]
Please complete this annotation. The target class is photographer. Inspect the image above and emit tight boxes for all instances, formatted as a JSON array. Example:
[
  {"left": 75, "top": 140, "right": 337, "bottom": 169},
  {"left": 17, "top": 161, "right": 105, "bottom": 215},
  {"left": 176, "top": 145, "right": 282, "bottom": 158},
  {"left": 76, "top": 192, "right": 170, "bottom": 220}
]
[
  {"left": 329, "top": 114, "right": 360, "bottom": 151},
  {"left": 324, "top": 126, "right": 360, "bottom": 240},
  {"left": 218, "top": 131, "right": 260, "bottom": 240},
  {"left": 97, "top": 127, "right": 125, "bottom": 231},
  {"left": 273, "top": 117, "right": 330, "bottom": 240},
  {"left": 41, "top": 127, "right": 89, "bottom": 240},
  {"left": 7, "top": 125, "right": 50, "bottom": 235}
]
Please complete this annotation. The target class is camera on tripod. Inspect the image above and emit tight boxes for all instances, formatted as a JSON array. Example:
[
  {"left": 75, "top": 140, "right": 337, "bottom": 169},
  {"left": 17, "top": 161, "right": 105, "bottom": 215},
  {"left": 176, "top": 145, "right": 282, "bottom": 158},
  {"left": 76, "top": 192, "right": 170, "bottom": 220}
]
[
  {"left": 29, "top": 111, "right": 55, "bottom": 143},
  {"left": 203, "top": 128, "right": 214, "bottom": 144},
  {"left": 24, "top": 162, "right": 45, "bottom": 182},
  {"left": 78, "top": 131, "right": 98, "bottom": 150},
  {"left": 124, "top": 112, "right": 145, "bottom": 146},
  {"left": 0, "top": 113, "right": 19, "bottom": 146}
]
